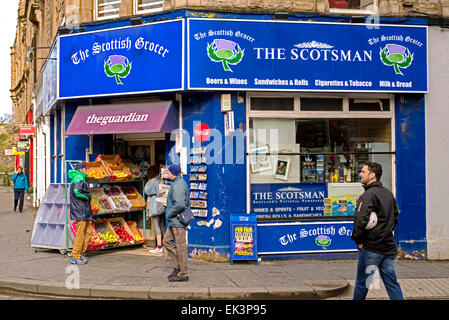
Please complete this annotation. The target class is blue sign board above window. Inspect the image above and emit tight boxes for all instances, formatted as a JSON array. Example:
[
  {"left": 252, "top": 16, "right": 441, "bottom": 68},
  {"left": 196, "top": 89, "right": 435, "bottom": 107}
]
[
  {"left": 187, "top": 18, "right": 428, "bottom": 93},
  {"left": 58, "top": 17, "right": 428, "bottom": 99},
  {"left": 58, "top": 20, "right": 184, "bottom": 99}
]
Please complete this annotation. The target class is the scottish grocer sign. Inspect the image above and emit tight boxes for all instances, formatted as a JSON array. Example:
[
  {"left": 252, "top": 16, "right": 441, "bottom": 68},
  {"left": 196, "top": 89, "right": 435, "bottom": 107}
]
[
  {"left": 257, "top": 221, "right": 356, "bottom": 254},
  {"left": 59, "top": 20, "right": 184, "bottom": 98},
  {"left": 188, "top": 18, "right": 428, "bottom": 92}
]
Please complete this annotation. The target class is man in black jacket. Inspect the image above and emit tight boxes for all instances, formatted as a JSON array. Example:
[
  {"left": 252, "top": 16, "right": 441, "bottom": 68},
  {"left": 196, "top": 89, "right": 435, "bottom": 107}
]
[{"left": 351, "top": 162, "right": 403, "bottom": 300}]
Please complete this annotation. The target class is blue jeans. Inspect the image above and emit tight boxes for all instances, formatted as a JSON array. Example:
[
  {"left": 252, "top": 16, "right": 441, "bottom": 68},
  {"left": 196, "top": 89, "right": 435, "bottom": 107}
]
[{"left": 353, "top": 248, "right": 404, "bottom": 300}]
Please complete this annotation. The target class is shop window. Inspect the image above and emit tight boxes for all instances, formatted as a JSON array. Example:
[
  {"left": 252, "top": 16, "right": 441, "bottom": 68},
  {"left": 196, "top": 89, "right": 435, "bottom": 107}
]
[
  {"left": 250, "top": 97, "right": 294, "bottom": 111},
  {"left": 296, "top": 118, "right": 392, "bottom": 187},
  {"left": 96, "top": 0, "right": 121, "bottom": 20},
  {"left": 248, "top": 116, "right": 393, "bottom": 219},
  {"left": 300, "top": 98, "right": 343, "bottom": 112},
  {"left": 349, "top": 98, "right": 390, "bottom": 112},
  {"left": 135, "top": 0, "right": 163, "bottom": 14}
]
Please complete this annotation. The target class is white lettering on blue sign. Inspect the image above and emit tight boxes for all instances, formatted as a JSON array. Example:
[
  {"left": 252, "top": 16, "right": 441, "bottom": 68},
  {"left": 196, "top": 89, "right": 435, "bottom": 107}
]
[
  {"left": 70, "top": 37, "right": 169, "bottom": 65},
  {"left": 134, "top": 37, "right": 169, "bottom": 57},
  {"left": 254, "top": 47, "right": 373, "bottom": 63}
]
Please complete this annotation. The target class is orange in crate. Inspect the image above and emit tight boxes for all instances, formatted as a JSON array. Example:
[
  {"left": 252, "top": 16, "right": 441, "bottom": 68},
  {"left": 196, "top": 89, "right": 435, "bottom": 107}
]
[{"left": 83, "top": 161, "right": 110, "bottom": 182}]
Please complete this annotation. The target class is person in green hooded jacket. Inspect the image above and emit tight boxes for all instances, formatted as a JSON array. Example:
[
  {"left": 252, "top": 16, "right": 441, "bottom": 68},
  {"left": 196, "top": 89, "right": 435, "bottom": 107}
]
[{"left": 68, "top": 162, "right": 93, "bottom": 265}]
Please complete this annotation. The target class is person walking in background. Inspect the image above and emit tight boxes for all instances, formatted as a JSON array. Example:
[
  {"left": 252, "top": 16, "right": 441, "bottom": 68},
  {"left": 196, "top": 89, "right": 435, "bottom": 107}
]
[
  {"left": 351, "top": 162, "right": 404, "bottom": 300},
  {"left": 163, "top": 164, "right": 190, "bottom": 282},
  {"left": 145, "top": 164, "right": 166, "bottom": 254},
  {"left": 68, "top": 162, "right": 93, "bottom": 265},
  {"left": 10, "top": 165, "right": 28, "bottom": 213}
]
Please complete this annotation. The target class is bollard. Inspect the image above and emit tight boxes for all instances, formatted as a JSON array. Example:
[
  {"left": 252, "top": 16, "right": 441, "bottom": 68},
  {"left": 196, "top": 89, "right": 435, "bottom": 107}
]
[{"left": 2, "top": 173, "right": 10, "bottom": 187}]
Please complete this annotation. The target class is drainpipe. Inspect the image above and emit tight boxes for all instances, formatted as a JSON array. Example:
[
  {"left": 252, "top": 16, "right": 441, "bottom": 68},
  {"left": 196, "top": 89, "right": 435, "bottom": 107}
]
[
  {"left": 32, "top": 98, "right": 37, "bottom": 208},
  {"left": 85, "top": 99, "right": 94, "bottom": 162},
  {"left": 85, "top": 134, "right": 93, "bottom": 162}
]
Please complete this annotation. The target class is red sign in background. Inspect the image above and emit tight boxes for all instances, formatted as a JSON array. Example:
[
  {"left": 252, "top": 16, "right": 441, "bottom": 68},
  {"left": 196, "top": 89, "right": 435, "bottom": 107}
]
[
  {"left": 194, "top": 123, "right": 211, "bottom": 142},
  {"left": 19, "top": 125, "right": 35, "bottom": 137}
]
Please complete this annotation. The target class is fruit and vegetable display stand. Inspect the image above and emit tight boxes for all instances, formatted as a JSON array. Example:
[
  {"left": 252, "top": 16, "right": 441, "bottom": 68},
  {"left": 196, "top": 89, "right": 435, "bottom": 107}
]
[{"left": 31, "top": 159, "right": 148, "bottom": 255}]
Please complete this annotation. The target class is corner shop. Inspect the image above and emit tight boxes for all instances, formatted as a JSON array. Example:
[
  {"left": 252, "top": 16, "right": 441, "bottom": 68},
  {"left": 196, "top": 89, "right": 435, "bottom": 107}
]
[{"left": 34, "top": 9, "right": 428, "bottom": 260}]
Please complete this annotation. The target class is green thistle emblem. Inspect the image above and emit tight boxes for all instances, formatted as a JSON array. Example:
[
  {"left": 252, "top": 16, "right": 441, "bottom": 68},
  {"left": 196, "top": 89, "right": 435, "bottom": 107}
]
[
  {"left": 104, "top": 55, "right": 132, "bottom": 85},
  {"left": 380, "top": 44, "right": 413, "bottom": 76},
  {"left": 207, "top": 39, "right": 244, "bottom": 72},
  {"left": 315, "top": 235, "right": 332, "bottom": 250}
]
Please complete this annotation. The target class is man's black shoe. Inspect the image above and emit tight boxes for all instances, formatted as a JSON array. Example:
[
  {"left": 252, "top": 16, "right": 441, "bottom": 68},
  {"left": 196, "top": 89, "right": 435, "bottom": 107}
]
[
  {"left": 167, "top": 268, "right": 179, "bottom": 280},
  {"left": 169, "top": 276, "right": 189, "bottom": 282}
]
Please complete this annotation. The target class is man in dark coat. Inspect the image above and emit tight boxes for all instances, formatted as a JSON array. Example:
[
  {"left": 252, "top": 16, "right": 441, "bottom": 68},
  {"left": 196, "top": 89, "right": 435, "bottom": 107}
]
[
  {"left": 163, "top": 164, "right": 190, "bottom": 282},
  {"left": 351, "top": 162, "right": 403, "bottom": 300},
  {"left": 69, "top": 162, "right": 93, "bottom": 264}
]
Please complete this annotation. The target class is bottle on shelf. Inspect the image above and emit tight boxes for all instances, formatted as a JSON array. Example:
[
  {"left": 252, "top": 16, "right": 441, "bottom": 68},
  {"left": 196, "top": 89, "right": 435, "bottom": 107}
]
[
  {"left": 333, "top": 169, "right": 339, "bottom": 183},
  {"left": 346, "top": 170, "right": 352, "bottom": 183},
  {"left": 338, "top": 166, "right": 344, "bottom": 183}
]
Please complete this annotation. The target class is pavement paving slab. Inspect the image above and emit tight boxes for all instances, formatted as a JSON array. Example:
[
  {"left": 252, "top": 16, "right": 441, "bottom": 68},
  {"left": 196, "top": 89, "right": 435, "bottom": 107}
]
[{"left": 0, "top": 187, "right": 448, "bottom": 300}]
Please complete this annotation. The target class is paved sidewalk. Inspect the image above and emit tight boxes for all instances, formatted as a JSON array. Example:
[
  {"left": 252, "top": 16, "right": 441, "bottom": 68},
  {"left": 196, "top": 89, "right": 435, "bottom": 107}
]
[{"left": 0, "top": 186, "right": 448, "bottom": 300}]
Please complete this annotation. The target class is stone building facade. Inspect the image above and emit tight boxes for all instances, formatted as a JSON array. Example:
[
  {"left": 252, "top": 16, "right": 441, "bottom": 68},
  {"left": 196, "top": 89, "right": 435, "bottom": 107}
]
[
  {"left": 10, "top": 0, "right": 65, "bottom": 126},
  {"left": 10, "top": 0, "right": 449, "bottom": 127}
]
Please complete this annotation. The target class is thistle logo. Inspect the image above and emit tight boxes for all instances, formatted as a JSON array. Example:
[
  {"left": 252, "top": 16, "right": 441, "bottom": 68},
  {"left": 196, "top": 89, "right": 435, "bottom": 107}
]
[
  {"left": 207, "top": 39, "right": 244, "bottom": 72},
  {"left": 104, "top": 55, "right": 132, "bottom": 85},
  {"left": 380, "top": 44, "right": 413, "bottom": 76},
  {"left": 315, "top": 235, "right": 332, "bottom": 250}
]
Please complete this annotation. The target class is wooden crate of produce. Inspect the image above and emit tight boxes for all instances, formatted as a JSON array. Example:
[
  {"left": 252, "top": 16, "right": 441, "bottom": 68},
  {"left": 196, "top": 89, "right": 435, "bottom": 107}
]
[
  {"left": 96, "top": 154, "right": 122, "bottom": 166},
  {"left": 126, "top": 221, "right": 145, "bottom": 244},
  {"left": 96, "top": 154, "right": 132, "bottom": 181},
  {"left": 121, "top": 186, "right": 146, "bottom": 210},
  {"left": 108, "top": 217, "right": 135, "bottom": 247},
  {"left": 90, "top": 187, "right": 115, "bottom": 214},
  {"left": 123, "top": 159, "right": 144, "bottom": 179},
  {"left": 83, "top": 161, "right": 110, "bottom": 183},
  {"left": 70, "top": 221, "right": 106, "bottom": 251},
  {"left": 94, "top": 219, "right": 120, "bottom": 249},
  {"left": 103, "top": 186, "right": 133, "bottom": 212}
]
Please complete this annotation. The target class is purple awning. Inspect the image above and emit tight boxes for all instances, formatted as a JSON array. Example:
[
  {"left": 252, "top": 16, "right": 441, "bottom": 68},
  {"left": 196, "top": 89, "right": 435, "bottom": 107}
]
[{"left": 66, "top": 101, "right": 178, "bottom": 135}]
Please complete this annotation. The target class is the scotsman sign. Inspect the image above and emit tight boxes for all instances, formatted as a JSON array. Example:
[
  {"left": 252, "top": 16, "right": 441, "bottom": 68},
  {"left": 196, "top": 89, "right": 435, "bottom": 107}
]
[{"left": 187, "top": 18, "right": 428, "bottom": 92}]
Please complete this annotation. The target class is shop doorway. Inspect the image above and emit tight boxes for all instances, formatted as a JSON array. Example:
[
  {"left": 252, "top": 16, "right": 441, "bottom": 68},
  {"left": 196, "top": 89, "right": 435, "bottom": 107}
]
[{"left": 115, "top": 134, "right": 167, "bottom": 248}]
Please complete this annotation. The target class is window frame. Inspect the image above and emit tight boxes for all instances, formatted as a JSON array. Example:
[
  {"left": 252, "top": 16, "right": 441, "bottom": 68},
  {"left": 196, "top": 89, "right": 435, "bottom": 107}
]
[
  {"left": 94, "top": 0, "right": 121, "bottom": 21},
  {"left": 245, "top": 92, "right": 396, "bottom": 216},
  {"left": 247, "top": 92, "right": 394, "bottom": 119},
  {"left": 133, "top": 0, "right": 163, "bottom": 15}
]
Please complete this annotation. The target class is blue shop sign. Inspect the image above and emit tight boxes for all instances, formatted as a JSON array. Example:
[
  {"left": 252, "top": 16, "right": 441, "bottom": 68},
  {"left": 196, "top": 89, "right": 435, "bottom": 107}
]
[
  {"left": 257, "top": 221, "right": 357, "bottom": 254},
  {"left": 251, "top": 183, "right": 327, "bottom": 218},
  {"left": 188, "top": 18, "right": 428, "bottom": 92},
  {"left": 59, "top": 20, "right": 184, "bottom": 98}
]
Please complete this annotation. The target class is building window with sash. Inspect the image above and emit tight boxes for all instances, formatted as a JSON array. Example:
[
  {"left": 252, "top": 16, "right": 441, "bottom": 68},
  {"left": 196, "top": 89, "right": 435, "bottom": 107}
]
[
  {"left": 95, "top": 0, "right": 121, "bottom": 20},
  {"left": 135, "top": 0, "right": 163, "bottom": 14}
]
